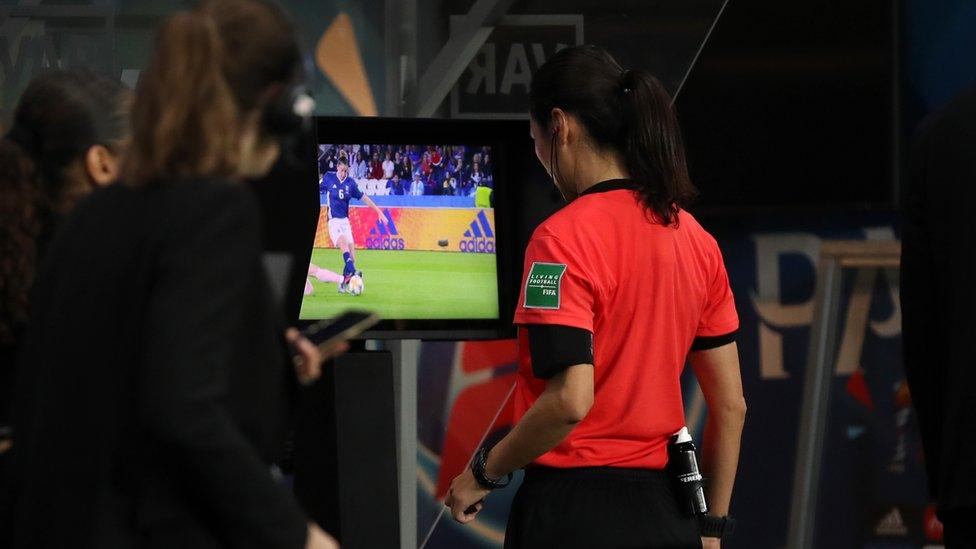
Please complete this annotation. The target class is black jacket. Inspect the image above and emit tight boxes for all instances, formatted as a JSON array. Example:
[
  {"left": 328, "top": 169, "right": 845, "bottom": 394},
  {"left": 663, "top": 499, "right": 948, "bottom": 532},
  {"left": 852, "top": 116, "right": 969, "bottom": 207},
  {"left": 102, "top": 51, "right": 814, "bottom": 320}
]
[
  {"left": 902, "top": 87, "right": 976, "bottom": 516},
  {"left": 6, "top": 180, "right": 307, "bottom": 548}
]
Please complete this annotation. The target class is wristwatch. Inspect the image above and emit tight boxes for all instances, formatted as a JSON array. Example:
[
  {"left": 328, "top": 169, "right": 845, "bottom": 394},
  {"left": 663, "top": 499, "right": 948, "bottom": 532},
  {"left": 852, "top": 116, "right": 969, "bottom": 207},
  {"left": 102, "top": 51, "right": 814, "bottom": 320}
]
[
  {"left": 470, "top": 446, "right": 513, "bottom": 490},
  {"left": 698, "top": 515, "right": 736, "bottom": 539}
]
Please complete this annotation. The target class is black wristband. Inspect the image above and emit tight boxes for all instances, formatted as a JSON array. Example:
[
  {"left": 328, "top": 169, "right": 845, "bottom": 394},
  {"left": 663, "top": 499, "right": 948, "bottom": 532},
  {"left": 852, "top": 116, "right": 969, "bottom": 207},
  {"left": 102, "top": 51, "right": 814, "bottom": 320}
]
[
  {"left": 470, "top": 446, "right": 512, "bottom": 490},
  {"left": 698, "top": 515, "right": 736, "bottom": 539}
]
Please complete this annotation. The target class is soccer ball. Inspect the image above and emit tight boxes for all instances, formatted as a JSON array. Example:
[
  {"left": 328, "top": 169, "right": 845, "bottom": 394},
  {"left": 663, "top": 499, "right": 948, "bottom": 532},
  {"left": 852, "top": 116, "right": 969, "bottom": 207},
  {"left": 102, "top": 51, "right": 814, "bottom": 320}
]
[{"left": 347, "top": 275, "right": 364, "bottom": 296}]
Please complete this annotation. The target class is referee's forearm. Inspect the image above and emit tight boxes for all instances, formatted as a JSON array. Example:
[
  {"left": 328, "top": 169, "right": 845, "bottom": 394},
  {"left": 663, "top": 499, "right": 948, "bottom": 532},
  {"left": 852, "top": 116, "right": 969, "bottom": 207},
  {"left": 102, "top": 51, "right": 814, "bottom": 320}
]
[
  {"left": 700, "top": 405, "right": 745, "bottom": 516},
  {"left": 485, "top": 391, "right": 580, "bottom": 478}
]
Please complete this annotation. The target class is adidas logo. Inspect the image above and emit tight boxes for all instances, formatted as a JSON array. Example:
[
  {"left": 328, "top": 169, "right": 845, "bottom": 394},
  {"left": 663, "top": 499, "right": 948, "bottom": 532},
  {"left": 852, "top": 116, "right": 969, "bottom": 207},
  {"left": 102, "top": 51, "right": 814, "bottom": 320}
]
[
  {"left": 463, "top": 210, "right": 494, "bottom": 238},
  {"left": 874, "top": 508, "right": 908, "bottom": 537},
  {"left": 369, "top": 209, "right": 399, "bottom": 236},
  {"left": 459, "top": 210, "right": 495, "bottom": 253}
]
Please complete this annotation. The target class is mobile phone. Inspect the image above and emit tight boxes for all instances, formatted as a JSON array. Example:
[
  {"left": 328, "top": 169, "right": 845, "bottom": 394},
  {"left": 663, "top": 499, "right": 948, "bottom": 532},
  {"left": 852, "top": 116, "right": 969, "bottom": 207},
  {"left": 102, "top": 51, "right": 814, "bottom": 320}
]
[{"left": 300, "top": 310, "right": 380, "bottom": 354}]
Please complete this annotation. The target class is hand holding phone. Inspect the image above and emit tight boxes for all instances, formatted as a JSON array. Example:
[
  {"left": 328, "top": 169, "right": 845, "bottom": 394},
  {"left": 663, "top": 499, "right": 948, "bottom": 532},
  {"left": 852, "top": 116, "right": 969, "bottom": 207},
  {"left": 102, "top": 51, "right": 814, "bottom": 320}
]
[
  {"left": 299, "top": 310, "right": 379, "bottom": 353},
  {"left": 286, "top": 310, "right": 378, "bottom": 385},
  {"left": 286, "top": 328, "right": 347, "bottom": 385}
]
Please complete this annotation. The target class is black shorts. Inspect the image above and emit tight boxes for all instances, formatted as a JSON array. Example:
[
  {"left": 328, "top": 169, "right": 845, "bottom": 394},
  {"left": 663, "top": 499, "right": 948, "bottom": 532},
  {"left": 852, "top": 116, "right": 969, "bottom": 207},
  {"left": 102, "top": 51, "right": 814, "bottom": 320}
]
[{"left": 504, "top": 466, "right": 702, "bottom": 549}]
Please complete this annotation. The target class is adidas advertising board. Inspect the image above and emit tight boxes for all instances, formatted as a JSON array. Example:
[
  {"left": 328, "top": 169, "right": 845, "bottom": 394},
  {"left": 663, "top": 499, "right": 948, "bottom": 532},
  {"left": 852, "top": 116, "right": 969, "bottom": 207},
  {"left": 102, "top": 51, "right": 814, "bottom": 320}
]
[{"left": 313, "top": 206, "right": 497, "bottom": 254}]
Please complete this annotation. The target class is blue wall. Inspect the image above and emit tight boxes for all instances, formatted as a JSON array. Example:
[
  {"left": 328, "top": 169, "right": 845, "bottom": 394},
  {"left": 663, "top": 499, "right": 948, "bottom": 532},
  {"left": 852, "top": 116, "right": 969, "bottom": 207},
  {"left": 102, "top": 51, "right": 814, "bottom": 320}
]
[{"left": 902, "top": 0, "right": 976, "bottom": 131}]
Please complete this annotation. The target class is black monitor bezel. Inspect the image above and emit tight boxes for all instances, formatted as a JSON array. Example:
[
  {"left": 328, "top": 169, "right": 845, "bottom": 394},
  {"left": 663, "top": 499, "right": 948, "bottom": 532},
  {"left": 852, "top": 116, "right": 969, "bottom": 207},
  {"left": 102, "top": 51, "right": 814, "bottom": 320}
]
[{"left": 296, "top": 116, "right": 523, "bottom": 340}]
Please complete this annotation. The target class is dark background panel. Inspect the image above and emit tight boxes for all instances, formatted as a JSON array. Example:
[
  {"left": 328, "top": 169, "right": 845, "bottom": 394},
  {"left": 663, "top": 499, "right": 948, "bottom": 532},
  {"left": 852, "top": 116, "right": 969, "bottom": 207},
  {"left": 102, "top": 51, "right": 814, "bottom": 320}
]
[{"left": 677, "top": 0, "right": 896, "bottom": 212}]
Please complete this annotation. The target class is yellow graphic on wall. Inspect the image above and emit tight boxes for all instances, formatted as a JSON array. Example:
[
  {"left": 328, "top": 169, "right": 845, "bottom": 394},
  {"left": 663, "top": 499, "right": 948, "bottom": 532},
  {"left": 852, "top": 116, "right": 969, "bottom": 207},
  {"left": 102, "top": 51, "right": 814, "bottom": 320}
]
[{"left": 317, "top": 12, "right": 377, "bottom": 116}]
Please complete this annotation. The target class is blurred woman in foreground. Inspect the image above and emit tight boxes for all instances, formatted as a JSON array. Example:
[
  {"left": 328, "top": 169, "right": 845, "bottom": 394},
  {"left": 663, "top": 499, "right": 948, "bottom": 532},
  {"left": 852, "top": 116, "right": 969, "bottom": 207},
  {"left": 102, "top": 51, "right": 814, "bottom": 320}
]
[
  {"left": 7, "top": 1, "right": 338, "bottom": 547},
  {"left": 0, "top": 69, "right": 130, "bottom": 475}
]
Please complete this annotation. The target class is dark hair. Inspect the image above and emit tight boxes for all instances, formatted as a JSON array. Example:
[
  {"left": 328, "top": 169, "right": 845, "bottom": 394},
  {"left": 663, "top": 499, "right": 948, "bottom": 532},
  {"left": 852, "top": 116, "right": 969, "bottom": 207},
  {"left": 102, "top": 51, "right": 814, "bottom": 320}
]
[
  {"left": 122, "top": 0, "right": 301, "bottom": 185},
  {"left": 529, "top": 45, "right": 696, "bottom": 226},
  {"left": 337, "top": 156, "right": 349, "bottom": 167},
  {"left": 0, "top": 70, "right": 130, "bottom": 345}
]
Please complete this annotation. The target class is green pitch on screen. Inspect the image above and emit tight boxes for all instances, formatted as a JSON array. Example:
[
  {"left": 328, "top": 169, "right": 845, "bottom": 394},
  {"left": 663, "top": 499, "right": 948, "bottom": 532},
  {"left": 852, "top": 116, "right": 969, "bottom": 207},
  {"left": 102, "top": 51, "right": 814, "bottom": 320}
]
[{"left": 299, "top": 249, "right": 500, "bottom": 320}]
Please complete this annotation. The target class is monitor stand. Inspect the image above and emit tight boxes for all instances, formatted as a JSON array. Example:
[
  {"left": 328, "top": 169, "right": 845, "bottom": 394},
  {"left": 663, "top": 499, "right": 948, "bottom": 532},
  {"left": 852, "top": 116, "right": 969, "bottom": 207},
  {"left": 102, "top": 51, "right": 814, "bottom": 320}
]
[{"left": 293, "top": 348, "right": 404, "bottom": 548}]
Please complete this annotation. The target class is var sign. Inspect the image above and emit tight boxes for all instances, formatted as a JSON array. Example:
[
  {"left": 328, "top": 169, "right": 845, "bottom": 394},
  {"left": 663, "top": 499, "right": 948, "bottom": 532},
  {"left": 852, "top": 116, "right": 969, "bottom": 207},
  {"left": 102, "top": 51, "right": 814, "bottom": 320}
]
[{"left": 449, "top": 15, "right": 583, "bottom": 119}]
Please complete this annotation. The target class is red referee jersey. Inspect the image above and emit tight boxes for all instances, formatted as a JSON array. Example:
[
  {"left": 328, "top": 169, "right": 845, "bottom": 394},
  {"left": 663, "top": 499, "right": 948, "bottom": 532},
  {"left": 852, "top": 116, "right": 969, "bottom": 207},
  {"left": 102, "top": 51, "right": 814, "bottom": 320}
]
[{"left": 513, "top": 180, "right": 738, "bottom": 469}]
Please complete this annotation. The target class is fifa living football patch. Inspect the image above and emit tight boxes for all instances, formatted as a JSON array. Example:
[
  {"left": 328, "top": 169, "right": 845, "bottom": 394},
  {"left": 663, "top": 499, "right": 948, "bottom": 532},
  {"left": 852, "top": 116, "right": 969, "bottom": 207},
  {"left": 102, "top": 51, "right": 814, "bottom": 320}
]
[{"left": 524, "top": 262, "right": 567, "bottom": 309}]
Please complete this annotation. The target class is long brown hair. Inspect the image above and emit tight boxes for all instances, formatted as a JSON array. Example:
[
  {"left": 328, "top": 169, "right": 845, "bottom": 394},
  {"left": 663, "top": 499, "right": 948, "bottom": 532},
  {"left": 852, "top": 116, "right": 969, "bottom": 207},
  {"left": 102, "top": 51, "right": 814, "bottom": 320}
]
[
  {"left": 122, "top": 0, "right": 301, "bottom": 185},
  {"left": 529, "top": 45, "right": 697, "bottom": 226},
  {"left": 0, "top": 70, "right": 130, "bottom": 345}
]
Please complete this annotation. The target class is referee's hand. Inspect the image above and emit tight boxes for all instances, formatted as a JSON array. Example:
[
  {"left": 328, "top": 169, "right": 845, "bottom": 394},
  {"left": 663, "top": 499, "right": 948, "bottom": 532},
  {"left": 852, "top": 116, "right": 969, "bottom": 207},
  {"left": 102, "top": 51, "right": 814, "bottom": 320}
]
[{"left": 445, "top": 469, "right": 490, "bottom": 524}]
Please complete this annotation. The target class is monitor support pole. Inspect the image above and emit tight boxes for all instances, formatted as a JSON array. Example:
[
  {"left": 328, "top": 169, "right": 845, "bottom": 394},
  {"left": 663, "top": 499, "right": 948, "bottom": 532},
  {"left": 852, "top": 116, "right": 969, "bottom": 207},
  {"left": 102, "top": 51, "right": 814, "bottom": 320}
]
[{"left": 387, "top": 339, "right": 420, "bottom": 549}]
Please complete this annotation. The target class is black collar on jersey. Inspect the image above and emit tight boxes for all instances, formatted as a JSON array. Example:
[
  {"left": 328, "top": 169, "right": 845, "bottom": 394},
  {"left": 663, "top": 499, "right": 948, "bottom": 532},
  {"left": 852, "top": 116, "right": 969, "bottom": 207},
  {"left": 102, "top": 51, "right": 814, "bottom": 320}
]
[{"left": 579, "top": 178, "right": 639, "bottom": 196}]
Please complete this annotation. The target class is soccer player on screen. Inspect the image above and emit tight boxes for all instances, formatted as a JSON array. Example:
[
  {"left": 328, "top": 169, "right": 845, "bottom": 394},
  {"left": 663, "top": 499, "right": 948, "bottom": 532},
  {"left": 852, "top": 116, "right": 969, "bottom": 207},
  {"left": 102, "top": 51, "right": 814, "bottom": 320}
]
[
  {"left": 304, "top": 263, "right": 344, "bottom": 295},
  {"left": 321, "top": 157, "right": 385, "bottom": 292}
]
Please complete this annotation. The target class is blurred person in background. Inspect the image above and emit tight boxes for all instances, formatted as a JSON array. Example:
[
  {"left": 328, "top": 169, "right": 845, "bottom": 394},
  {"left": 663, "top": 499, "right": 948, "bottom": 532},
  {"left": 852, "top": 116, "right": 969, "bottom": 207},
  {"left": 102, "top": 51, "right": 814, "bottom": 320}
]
[
  {"left": 468, "top": 161, "right": 484, "bottom": 187},
  {"left": 902, "top": 87, "right": 976, "bottom": 548},
  {"left": 420, "top": 150, "right": 432, "bottom": 178},
  {"left": 6, "top": 1, "right": 340, "bottom": 547},
  {"left": 424, "top": 168, "right": 439, "bottom": 195},
  {"left": 407, "top": 145, "right": 420, "bottom": 164},
  {"left": 320, "top": 146, "right": 337, "bottom": 174},
  {"left": 350, "top": 151, "right": 368, "bottom": 179},
  {"left": 395, "top": 154, "right": 412, "bottom": 181},
  {"left": 368, "top": 151, "right": 383, "bottom": 179},
  {"left": 431, "top": 147, "right": 443, "bottom": 172},
  {"left": 387, "top": 173, "right": 406, "bottom": 196},
  {"left": 410, "top": 171, "right": 425, "bottom": 196},
  {"left": 457, "top": 174, "right": 474, "bottom": 197},
  {"left": 446, "top": 156, "right": 462, "bottom": 183},
  {"left": 440, "top": 172, "right": 456, "bottom": 196},
  {"left": 0, "top": 69, "right": 131, "bottom": 523},
  {"left": 381, "top": 151, "right": 395, "bottom": 179}
]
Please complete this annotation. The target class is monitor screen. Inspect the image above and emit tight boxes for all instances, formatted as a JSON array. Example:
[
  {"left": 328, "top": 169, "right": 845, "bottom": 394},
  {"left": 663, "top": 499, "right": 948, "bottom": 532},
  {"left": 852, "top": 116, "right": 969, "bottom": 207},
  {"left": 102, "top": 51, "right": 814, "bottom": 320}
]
[{"left": 299, "top": 142, "right": 500, "bottom": 323}]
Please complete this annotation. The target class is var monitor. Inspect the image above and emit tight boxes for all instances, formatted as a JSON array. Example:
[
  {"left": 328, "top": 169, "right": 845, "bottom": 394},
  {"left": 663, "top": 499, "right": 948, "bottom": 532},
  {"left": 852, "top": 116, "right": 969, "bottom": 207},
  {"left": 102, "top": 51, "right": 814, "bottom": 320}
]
[{"left": 299, "top": 132, "right": 509, "bottom": 337}]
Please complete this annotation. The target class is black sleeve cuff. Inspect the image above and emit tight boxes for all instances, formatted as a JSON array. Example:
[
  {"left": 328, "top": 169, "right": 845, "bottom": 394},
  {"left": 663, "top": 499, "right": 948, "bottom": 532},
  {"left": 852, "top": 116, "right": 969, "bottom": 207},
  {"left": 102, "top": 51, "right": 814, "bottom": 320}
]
[
  {"left": 526, "top": 324, "right": 594, "bottom": 379},
  {"left": 690, "top": 330, "right": 737, "bottom": 351}
]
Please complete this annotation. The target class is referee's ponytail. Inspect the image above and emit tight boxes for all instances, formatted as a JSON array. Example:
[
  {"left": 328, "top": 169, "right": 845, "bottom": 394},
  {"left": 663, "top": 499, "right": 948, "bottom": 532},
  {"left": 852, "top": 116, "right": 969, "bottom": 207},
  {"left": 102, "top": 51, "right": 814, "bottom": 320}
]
[{"left": 529, "top": 45, "right": 696, "bottom": 226}]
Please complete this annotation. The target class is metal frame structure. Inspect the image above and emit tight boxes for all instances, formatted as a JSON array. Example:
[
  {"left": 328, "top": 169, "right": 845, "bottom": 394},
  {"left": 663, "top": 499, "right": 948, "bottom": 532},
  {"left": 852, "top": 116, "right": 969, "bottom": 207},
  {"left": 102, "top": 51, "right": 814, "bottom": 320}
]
[
  {"left": 399, "top": 0, "right": 517, "bottom": 118},
  {"left": 446, "top": 14, "right": 584, "bottom": 120},
  {"left": 786, "top": 240, "right": 901, "bottom": 549},
  {"left": 1, "top": 1, "right": 119, "bottom": 118}
]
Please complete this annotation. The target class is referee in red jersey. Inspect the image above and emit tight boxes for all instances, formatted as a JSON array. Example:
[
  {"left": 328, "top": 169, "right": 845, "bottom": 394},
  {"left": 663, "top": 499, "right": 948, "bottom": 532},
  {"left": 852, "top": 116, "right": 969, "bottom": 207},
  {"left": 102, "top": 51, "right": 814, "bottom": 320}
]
[{"left": 446, "top": 45, "right": 746, "bottom": 548}]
